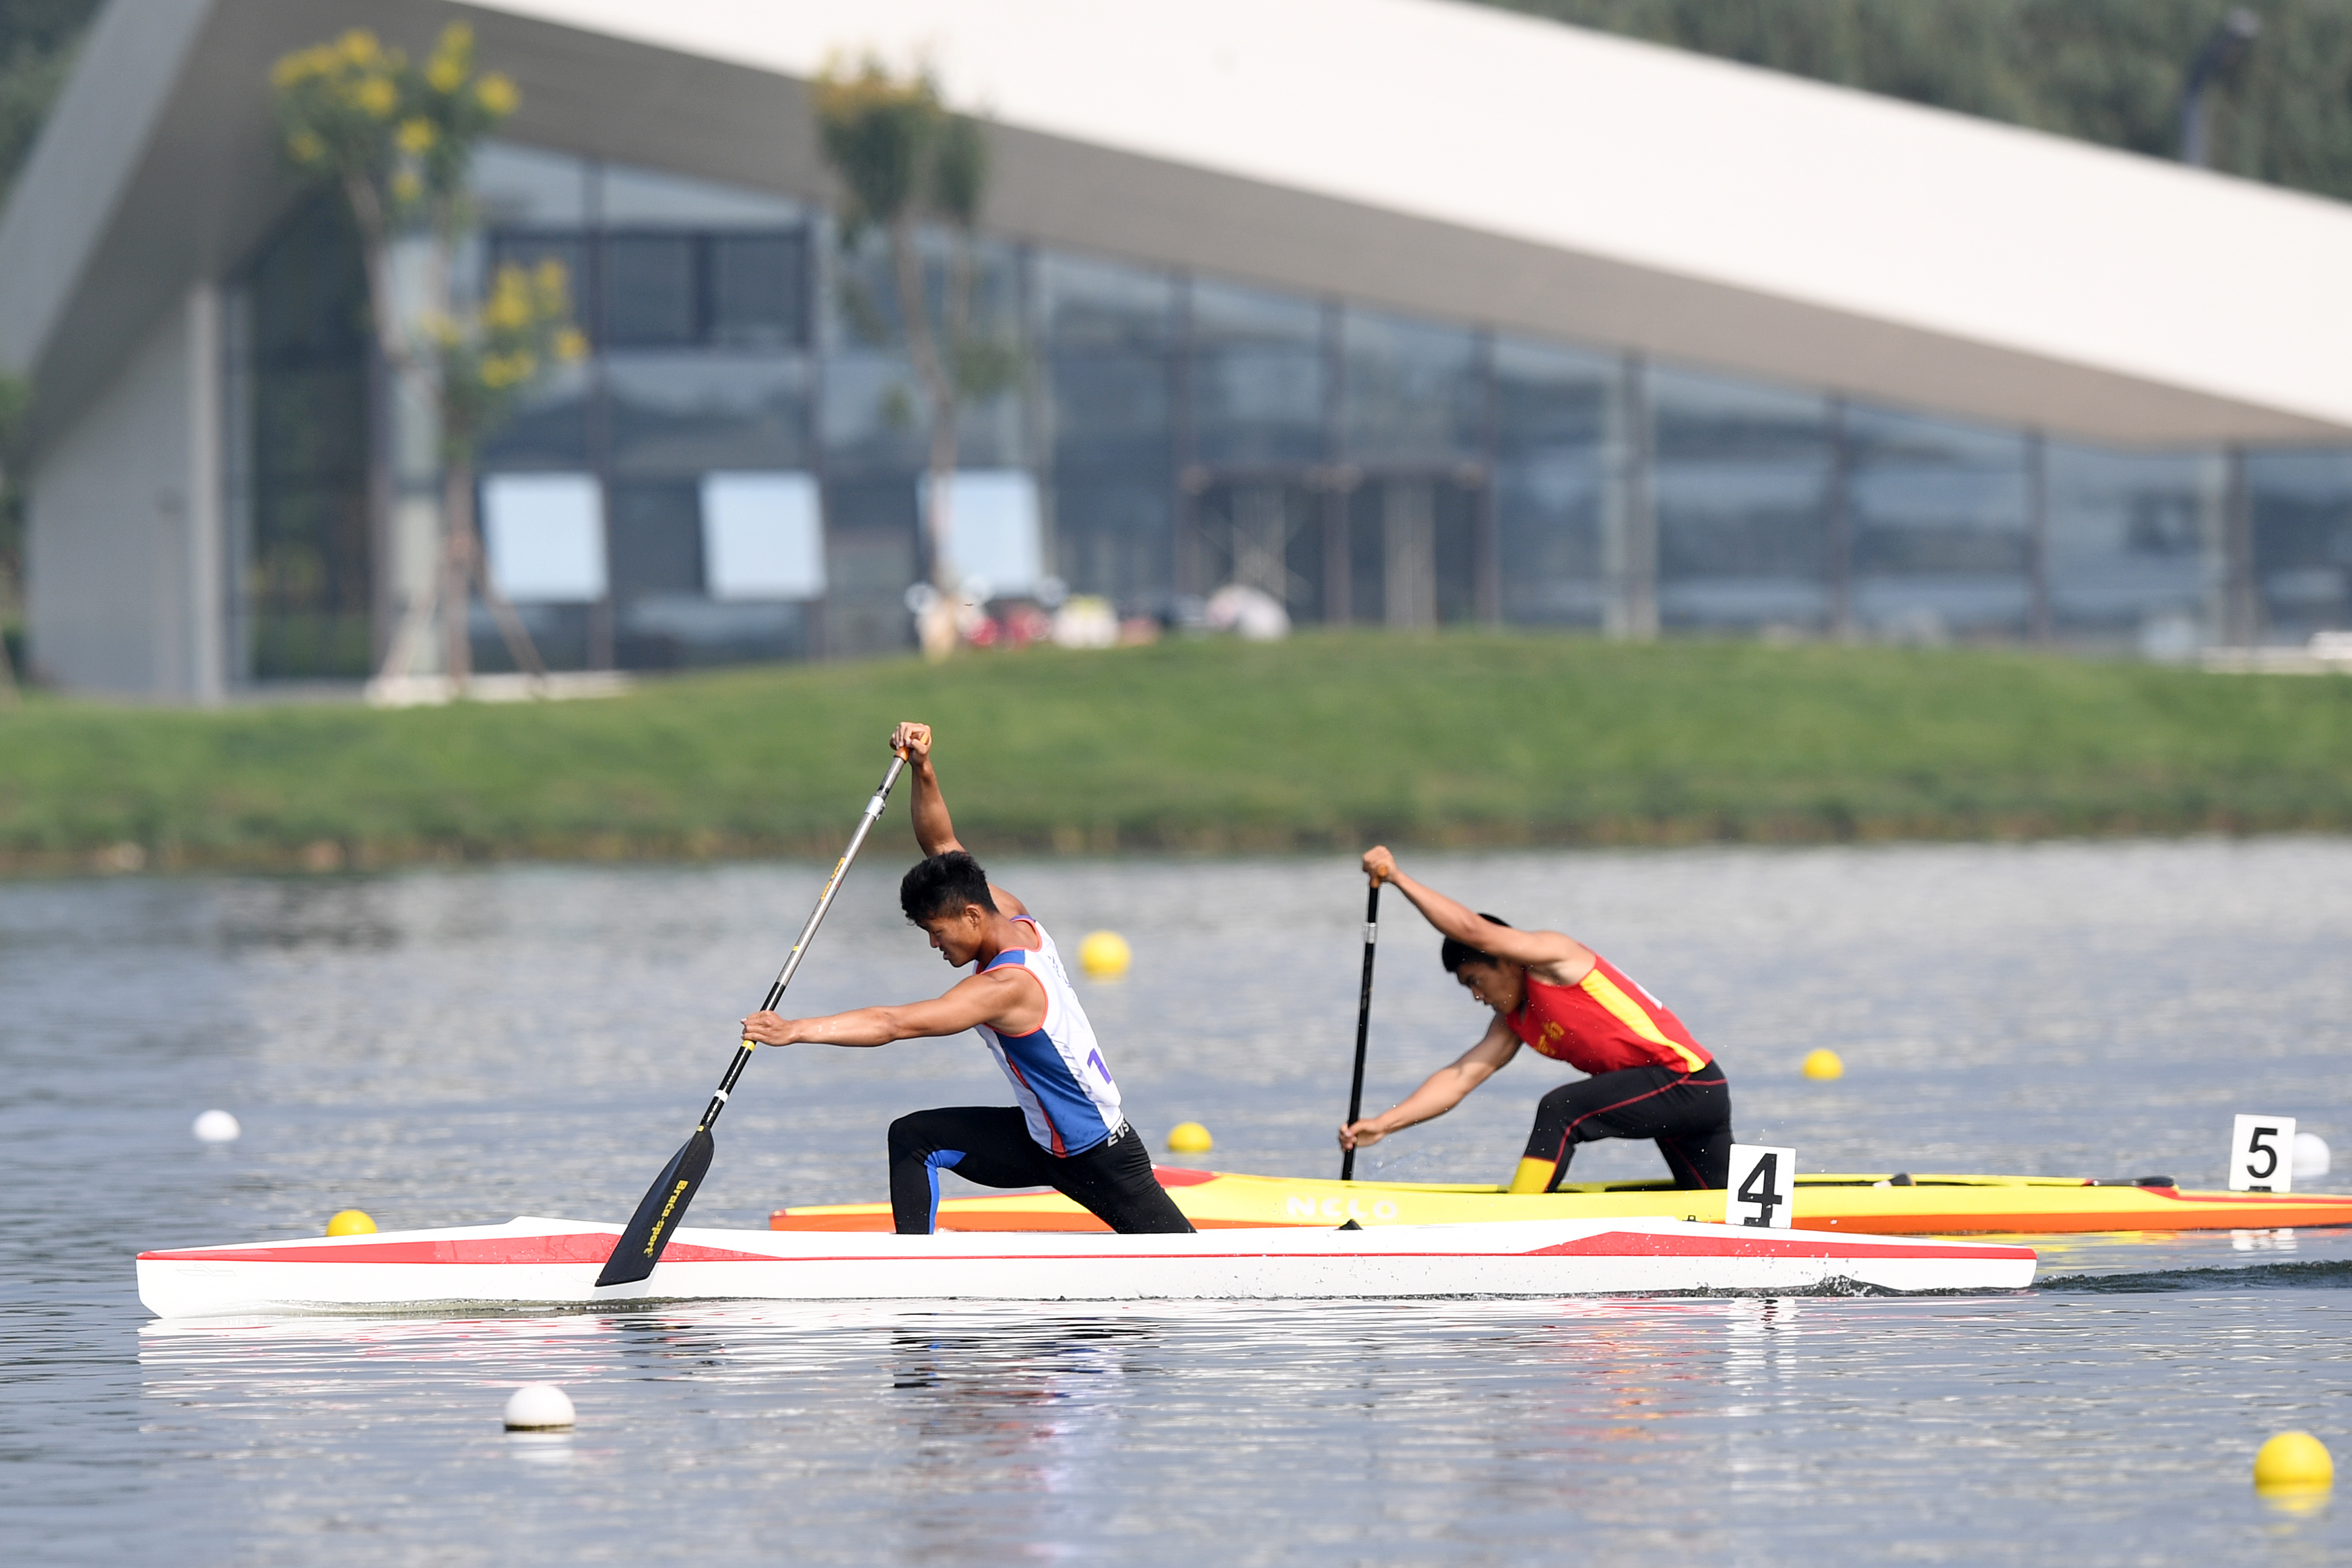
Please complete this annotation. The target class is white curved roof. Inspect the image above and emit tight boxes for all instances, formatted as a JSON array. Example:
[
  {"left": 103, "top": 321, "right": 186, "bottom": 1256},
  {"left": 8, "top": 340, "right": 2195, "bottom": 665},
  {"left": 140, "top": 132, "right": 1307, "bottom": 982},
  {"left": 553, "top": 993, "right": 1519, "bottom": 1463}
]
[
  {"left": 483, "top": 0, "right": 2352, "bottom": 445},
  {"left": 7, "top": 0, "right": 2351, "bottom": 447}
]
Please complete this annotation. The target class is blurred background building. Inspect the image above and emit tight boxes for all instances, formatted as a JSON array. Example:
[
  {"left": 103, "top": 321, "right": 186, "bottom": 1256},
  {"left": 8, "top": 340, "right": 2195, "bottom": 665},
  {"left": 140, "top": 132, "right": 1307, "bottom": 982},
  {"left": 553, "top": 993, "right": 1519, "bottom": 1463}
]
[{"left": 4, "top": 0, "right": 2352, "bottom": 698}]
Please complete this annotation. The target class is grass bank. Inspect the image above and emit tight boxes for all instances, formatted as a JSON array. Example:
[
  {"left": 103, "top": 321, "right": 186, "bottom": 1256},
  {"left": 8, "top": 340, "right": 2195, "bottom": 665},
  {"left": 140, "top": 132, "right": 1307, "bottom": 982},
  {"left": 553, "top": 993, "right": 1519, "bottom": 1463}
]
[{"left": 4, "top": 633, "right": 2351, "bottom": 874}]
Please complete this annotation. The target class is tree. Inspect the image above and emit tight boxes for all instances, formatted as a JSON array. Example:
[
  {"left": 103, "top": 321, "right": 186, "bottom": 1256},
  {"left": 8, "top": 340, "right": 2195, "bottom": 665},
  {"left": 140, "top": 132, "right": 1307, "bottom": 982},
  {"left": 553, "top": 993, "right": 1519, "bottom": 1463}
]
[
  {"left": 814, "top": 60, "right": 1012, "bottom": 660},
  {"left": 1, "top": 2, "right": 101, "bottom": 701},
  {"left": 1480, "top": 1, "right": 2352, "bottom": 198},
  {"left": 0, "top": 0, "right": 100, "bottom": 214},
  {"left": 382, "top": 255, "right": 586, "bottom": 688},
  {"left": 271, "top": 24, "right": 583, "bottom": 694}
]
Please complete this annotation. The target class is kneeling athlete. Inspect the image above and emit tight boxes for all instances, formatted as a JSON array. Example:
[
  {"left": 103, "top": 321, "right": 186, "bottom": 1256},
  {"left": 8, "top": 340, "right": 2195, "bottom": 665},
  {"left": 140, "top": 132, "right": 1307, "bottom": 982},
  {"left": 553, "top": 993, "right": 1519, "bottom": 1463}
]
[
  {"left": 1336, "top": 846, "right": 1734, "bottom": 1192},
  {"left": 742, "top": 721, "right": 1193, "bottom": 1236}
]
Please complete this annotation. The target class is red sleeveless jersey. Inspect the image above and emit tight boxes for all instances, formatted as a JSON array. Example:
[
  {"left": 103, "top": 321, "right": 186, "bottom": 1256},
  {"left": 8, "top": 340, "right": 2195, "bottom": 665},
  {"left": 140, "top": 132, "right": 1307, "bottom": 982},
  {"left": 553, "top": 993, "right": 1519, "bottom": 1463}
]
[{"left": 1506, "top": 954, "right": 1711, "bottom": 1076}]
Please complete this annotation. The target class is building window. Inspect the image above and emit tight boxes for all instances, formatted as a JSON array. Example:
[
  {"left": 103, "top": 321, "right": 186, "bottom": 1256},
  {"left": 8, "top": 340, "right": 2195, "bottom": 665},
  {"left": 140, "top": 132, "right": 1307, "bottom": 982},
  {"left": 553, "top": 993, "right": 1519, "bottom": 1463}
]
[
  {"left": 601, "top": 234, "right": 699, "bottom": 347},
  {"left": 236, "top": 193, "right": 373, "bottom": 680},
  {"left": 1190, "top": 280, "right": 1325, "bottom": 469},
  {"left": 928, "top": 470, "right": 1045, "bottom": 599},
  {"left": 1042, "top": 253, "right": 1175, "bottom": 606},
  {"left": 487, "top": 228, "right": 809, "bottom": 353},
  {"left": 709, "top": 234, "right": 805, "bottom": 350},
  {"left": 1493, "top": 335, "right": 1610, "bottom": 628},
  {"left": 2252, "top": 452, "right": 2352, "bottom": 641},
  {"left": 1849, "top": 409, "right": 2031, "bottom": 639},
  {"left": 703, "top": 472, "right": 826, "bottom": 601},
  {"left": 483, "top": 472, "right": 608, "bottom": 602},
  {"left": 1654, "top": 369, "right": 1833, "bottom": 632}
]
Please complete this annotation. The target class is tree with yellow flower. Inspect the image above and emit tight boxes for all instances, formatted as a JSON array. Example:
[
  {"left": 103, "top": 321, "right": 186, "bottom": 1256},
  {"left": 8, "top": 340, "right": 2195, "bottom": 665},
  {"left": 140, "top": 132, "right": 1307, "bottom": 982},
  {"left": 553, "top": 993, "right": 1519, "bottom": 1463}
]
[
  {"left": 271, "top": 24, "right": 579, "bottom": 693},
  {"left": 382, "top": 255, "right": 588, "bottom": 689}
]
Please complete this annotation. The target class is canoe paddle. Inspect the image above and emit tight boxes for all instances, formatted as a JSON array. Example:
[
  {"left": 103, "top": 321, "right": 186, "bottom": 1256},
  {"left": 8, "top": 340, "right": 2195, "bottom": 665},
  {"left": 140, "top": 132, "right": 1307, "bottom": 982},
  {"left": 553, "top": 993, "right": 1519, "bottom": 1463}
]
[
  {"left": 1339, "top": 880, "right": 1380, "bottom": 1181},
  {"left": 595, "top": 753, "right": 908, "bottom": 1288}
]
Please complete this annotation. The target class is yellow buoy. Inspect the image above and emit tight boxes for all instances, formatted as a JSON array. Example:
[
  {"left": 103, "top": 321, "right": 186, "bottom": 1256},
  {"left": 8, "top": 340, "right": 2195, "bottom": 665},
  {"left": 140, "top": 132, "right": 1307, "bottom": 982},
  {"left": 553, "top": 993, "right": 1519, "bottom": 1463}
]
[
  {"left": 2255, "top": 1431, "right": 2334, "bottom": 1493},
  {"left": 326, "top": 1209, "right": 377, "bottom": 1237},
  {"left": 1078, "top": 930, "right": 1132, "bottom": 979},
  {"left": 1166, "top": 1121, "right": 1213, "bottom": 1155},
  {"left": 1801, "top": 1048, "right": 1845, "bottom": 1081}
]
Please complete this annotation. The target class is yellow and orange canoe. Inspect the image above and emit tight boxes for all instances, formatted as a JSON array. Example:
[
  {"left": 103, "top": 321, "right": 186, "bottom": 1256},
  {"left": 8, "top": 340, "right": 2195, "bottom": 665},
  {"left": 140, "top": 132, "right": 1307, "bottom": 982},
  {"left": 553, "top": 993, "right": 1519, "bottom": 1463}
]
[{"left": 771, "top": 1166, "right": 2352, "bottom": 1236}]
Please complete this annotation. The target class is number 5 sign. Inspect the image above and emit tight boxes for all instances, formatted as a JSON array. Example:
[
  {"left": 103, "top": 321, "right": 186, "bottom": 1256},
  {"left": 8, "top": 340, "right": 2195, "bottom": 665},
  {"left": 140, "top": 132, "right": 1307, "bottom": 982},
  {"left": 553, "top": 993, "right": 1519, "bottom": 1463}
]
[
  {"left": 1726, "top": 1144, "right": 1796, "bottom": 1228},
  {"left": 2228, "top": 1115, "right": 2296, "bottom": 1194}
]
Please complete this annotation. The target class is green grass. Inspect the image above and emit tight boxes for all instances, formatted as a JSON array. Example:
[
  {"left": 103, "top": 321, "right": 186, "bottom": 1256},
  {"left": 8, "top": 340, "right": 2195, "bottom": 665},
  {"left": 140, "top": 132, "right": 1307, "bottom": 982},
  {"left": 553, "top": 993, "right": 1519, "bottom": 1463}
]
[{"left": 5, "top": 632, "right": 2352, "bottom": 873}]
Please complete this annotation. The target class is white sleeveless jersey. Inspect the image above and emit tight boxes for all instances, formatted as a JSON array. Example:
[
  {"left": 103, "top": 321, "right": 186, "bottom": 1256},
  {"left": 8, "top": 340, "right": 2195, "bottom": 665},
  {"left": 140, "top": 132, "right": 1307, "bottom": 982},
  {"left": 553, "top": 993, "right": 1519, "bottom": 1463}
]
[{"left": 974, "top": 916, "right": 1125, "bottom": 1155}]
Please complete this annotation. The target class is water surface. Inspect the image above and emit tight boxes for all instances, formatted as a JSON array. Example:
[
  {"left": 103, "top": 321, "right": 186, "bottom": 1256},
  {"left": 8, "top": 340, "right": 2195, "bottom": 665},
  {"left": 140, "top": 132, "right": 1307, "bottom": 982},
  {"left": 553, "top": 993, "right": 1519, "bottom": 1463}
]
[{"left": 6, "top": 839, "right": 2351, "bottom": 1563}]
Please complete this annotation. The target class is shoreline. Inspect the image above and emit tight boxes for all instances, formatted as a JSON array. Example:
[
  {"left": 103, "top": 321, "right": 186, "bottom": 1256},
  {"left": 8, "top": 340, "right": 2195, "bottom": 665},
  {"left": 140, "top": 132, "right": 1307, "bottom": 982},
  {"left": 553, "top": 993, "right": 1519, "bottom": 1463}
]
[
  {"left": 7, "top": 809, "right": 2351, "bottom": 882},
  {"left": 5, "top": 632, "right": 2349, "bottom": 878}
]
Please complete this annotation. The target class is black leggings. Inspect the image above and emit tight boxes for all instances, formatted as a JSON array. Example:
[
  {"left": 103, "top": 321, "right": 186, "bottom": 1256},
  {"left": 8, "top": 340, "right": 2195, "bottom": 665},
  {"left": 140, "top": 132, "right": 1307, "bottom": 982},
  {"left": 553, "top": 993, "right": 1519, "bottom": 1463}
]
[
  {"left": 887, "top": 1105, "right": 1196, "bottom": 1235},
  {"left": 1522, "top": 1061, "right": 1734, "bottom": 1190}
]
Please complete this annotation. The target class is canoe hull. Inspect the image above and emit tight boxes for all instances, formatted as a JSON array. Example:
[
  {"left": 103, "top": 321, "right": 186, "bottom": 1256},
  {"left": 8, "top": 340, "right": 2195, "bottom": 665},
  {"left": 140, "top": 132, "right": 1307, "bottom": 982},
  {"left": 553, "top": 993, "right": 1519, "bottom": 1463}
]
[
  {"left": 136, "top": 1216, "right": 2035, "bottom": 1319},
  {"left": 772, "top": 1168, "right": 2352, "bottom": 1236}
]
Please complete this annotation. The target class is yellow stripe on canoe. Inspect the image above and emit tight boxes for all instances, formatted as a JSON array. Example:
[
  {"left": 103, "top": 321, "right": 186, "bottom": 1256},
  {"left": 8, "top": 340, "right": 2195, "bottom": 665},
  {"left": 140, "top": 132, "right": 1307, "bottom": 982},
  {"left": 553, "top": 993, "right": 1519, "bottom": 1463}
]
[{"left": 771, "top": 1167, "right": 2352, "bottom": 1236}]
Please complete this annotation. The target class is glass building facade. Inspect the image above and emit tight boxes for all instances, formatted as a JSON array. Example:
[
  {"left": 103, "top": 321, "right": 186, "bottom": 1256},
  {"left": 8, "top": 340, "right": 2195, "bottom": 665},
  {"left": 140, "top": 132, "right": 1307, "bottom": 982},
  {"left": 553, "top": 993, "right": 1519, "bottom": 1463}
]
[
  {"left": 223, "top": 141, "right": 2352, "bottom": 680},
  {"left": 223, "top": 197, "right": 374, "bottom": 682}
]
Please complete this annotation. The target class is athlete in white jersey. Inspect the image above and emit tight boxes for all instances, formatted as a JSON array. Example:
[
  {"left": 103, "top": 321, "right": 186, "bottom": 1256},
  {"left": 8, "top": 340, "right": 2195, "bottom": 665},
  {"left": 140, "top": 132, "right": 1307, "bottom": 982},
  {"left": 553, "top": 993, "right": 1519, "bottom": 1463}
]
[
  {"left": 972, "top": 915, "right": 1123, "bottom": 1154},
  {"left": 742, "top": 722, "right": 1192, "bottom": 1236}
]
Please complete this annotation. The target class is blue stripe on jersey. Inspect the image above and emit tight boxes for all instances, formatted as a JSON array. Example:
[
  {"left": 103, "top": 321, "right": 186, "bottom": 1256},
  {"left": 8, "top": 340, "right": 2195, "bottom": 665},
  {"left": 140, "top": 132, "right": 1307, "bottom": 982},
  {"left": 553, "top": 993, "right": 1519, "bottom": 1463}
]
[
  {"left": 995, "top": 1030, "right": 1111, "bottom": 1154},
  {"left": 982, "top": 947, "right": 1118, "bottom": 1156}
]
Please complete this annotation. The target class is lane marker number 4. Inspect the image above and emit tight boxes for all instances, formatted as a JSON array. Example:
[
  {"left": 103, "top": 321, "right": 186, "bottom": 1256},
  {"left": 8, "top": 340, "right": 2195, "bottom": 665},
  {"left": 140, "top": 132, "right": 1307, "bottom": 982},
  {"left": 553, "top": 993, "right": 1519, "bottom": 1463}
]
[{"left": 1726, "top": 1144, "right": 1796, "bottom": 1228}]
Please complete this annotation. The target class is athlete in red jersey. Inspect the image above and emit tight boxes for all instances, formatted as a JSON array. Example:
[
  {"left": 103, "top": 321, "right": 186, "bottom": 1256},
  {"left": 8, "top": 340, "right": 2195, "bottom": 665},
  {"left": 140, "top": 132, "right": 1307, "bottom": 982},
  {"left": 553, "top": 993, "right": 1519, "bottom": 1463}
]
[{"left": 1337, "top": 846, "right": 1734, "bottom": 1191}]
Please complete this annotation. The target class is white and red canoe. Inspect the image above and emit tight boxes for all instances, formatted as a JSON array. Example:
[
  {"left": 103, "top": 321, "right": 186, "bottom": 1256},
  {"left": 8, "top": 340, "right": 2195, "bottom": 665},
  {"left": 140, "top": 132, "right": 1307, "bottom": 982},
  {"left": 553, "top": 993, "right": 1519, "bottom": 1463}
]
[{"left": 137, "top": 1216, "right": 2035, "bottom": 1317}]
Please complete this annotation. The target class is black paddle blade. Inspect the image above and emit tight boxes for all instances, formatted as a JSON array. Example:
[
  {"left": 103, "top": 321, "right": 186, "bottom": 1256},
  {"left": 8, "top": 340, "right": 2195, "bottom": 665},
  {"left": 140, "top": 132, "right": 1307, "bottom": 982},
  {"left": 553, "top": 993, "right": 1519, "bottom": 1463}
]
[{"left": 596, "top": 1128, "right": 714, "bottom": 1287}]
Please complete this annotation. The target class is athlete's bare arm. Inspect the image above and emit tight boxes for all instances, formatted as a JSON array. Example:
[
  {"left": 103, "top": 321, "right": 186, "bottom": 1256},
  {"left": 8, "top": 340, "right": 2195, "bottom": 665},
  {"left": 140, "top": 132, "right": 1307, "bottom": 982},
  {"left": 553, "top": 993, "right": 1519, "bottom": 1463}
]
[
  {"left": 743, "top": 963, "right": 1045, "bottom": 1047},
  {"left": 894, "top": 722, "right": 958, "bottom": 855},
  {"left": 893, "top": 721, "right": 1028, "bottom": 917},
  {"left": 1361, "top": 845, "right": 1591, "bottom": 987},
  {"left": 1338, "top": 1015, "right": 1522, "bottom": 1151}
]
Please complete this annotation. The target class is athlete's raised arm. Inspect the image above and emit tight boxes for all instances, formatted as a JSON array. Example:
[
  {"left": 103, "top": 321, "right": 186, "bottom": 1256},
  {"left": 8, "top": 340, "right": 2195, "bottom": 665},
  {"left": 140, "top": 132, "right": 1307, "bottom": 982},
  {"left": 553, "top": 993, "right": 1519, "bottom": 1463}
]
[
  {"left": 894, "top": 721, "right": 959, "bottom": 855},
  {"left": 743, "top": 962, "right": 1045, "bottom": 1048},
  {"left": 1362, "top": 845, "right": 1588, "bottom": 983},
  {"left": 893, "top": 721, "right": 1026, "bottom": 916}
]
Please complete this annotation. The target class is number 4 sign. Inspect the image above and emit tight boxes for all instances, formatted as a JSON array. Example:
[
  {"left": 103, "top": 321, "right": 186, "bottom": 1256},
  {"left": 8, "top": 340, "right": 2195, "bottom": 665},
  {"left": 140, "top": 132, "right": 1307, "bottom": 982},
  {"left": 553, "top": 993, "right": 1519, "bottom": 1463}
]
[
  {"left": 2228, "top": 1115, "right": 2297, "bottom": 1194},
  {"left": 1726, "top": 1144, "right": 1796, "bottom": 1228}
]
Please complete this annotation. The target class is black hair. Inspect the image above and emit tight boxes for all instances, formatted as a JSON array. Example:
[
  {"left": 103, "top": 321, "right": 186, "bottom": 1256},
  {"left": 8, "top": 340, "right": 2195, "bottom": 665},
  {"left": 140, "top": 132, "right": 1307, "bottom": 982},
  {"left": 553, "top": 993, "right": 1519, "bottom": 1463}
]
[
  {"left": 900, "top": 850, "right": 998, "bottom": 923},
  {"left": 1439, "top": 913, "right": 1513, "bottom": 975}
]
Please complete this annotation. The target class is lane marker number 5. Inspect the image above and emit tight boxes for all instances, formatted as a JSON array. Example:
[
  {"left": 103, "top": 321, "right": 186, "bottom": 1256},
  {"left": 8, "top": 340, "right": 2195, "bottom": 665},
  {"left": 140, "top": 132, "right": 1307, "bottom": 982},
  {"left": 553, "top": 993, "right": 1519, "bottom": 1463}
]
[{"left": 2228, "top": 1113, "right": 2296, "bottom": 1194}]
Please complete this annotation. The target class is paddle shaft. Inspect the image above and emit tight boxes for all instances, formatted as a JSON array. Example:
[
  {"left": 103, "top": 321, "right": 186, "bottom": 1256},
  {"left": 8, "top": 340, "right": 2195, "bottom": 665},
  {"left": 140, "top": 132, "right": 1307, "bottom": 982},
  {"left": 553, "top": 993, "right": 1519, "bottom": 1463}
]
[
  {"left": 1340, "top": 881, "right": 1380, "bottom": 1181},
  {"left": 596, "top": 754, "right": 907, "bottom": 1287},
  {"left": 699, "top": 752, "right": 908, "bottom": 1136}
]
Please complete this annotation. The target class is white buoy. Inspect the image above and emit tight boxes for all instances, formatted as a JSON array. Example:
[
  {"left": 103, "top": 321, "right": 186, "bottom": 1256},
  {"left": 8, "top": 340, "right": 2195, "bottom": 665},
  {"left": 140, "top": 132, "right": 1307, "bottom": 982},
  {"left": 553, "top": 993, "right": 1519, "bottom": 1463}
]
[
  {"left": 502, "top": 1383, "right": 575, "bottom": 1431},
  {"left": 2293, "top": 1132, "right": 2330, "bottom": 1181},
  {"left": 192, "top": 1109, "right": 240, "bottom": 1144}
]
